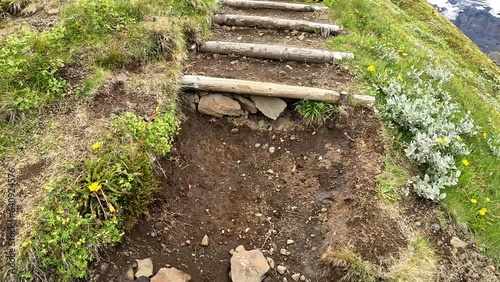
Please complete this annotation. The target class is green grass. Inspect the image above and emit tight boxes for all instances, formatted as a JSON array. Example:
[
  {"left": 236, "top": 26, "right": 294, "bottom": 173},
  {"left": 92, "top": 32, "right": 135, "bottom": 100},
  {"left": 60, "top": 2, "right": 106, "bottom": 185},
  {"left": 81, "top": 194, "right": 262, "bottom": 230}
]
[
  {"left": 325, "top": 0, "right": 500, "bottom": 263},
  {"left": 0, "top": 0, "right": 217, "bottom": 280}
]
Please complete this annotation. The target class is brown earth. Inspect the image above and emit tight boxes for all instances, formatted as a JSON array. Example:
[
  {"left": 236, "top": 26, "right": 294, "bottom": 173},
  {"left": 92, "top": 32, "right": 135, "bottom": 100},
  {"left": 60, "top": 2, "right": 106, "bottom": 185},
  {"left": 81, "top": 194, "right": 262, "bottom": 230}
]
[{"left": 93, "top": 105, "right": 407, "bottom": 282}]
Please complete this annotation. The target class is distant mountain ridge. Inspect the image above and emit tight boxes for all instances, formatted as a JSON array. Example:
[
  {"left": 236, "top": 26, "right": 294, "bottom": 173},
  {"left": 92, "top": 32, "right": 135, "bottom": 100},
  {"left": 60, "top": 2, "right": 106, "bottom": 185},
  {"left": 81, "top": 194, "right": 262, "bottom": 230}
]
[{"left": 427, "top": 0, "right": 499, "bottom": 63}]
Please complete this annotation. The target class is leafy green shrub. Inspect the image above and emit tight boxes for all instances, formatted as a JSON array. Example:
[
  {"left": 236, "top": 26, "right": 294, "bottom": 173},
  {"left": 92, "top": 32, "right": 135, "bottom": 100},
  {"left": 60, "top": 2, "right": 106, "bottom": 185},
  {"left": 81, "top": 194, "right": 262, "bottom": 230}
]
[
  {"left": 114, "top": 111, "right": 179, "bottom": 156},
  {"left": 18, "top": 178, "right": 122, "bottom": 281},
  {"left": 296, "top": 100, "right": 337, "bottom": 124}
]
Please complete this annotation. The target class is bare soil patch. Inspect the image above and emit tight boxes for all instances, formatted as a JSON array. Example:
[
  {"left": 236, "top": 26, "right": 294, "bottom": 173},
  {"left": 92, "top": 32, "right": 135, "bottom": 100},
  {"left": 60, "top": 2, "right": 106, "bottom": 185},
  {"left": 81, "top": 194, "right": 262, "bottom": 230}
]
[{"left": 93, "top": 106, "right": 410, "bottom": 282}]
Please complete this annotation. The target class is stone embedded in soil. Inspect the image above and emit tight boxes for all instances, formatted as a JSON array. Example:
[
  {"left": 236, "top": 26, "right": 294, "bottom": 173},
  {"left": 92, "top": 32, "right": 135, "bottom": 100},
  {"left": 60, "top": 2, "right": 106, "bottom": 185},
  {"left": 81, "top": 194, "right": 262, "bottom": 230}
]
[
  {"left": 431, "top": 223, "right": 441, "bottom": 232},
  {"left": 250, "top": 96, "right": 287, "bottom": 120},
  {"left": 230, "top": 247, "right": 270, "bottom": 282},
  {"left": 201, "top": 235, "right": 209, "bottom": 246},
  {"left": 450, "top": 236, "right": 467, "bottom": 249},
  {"left": 266, "top": 257, "right": 275, "bottom": 269},
  {"left": 151, "top": 267, "right": 191, "bottom": 282},
  {"left": 198, "top": 94, "right": 241, "bottom": 118},
  {"left": 234, "top": 95, "right": 258, "bottom": 114},
  {"left": 300, "top": 275, "right": 306, "bottom": 281},
  {"left": 276, "top": 265, "right": 287, "bottom": 275},
  {"left": 286, "top": 239, "right": 295, "bottom": 245},
  {"left": 121, "top": 266, "right": 134, "bottom": 282},
  {"left": 135, "top": 258, "right": 153, "bottom": 278},
  {"left": 280, "top": 248, "right": 290, "bottom": 256},
  {"left": 291, "top": 273, "right": 301, "bottom": 281}
]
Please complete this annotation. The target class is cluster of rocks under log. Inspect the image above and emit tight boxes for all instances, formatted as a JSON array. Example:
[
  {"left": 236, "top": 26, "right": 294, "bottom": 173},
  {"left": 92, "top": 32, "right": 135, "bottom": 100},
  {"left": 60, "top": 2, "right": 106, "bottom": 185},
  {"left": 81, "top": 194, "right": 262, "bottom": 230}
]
[{"left": 187, "top": 92, "right": 287, "bottom": 120}]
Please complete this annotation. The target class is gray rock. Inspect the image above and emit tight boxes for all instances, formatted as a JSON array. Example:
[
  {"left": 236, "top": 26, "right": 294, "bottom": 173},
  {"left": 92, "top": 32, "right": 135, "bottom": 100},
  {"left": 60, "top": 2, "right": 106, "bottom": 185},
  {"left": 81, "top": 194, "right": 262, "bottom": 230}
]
[
  {"left": 135, "top": 258, "right": 153, "bottom": 278},
  {"left": 120, "top": 266, "right": 135, "bottom": 282},
  {"left": 276, "top": 265, "right": 286, "bottom": 275},
  {"left": 266, "top": 257, "right": 275, "bottom": 269},
  {"left": 234, "top": 95, "right": 258, "bottom": 114},
  {"left": 450, "top": 236, "right": 467, "bottom": 249},
  {"left": 230, "top": 246, "right": 270, "bottom": 282},
  {"left": 250, "top": 96, "right": 287, "bottom": 120},
  {"left": 198, "top": 94, "right": 241, "bottom": 118},
  {"left": 151, "top": 267, "right": 191, "bottom": 282},
  {"left": 101, "top": 262, "right": 110, "bottom": 273},
  {"left": 431, "top": 223, "right": 441, "bottom": 232}
]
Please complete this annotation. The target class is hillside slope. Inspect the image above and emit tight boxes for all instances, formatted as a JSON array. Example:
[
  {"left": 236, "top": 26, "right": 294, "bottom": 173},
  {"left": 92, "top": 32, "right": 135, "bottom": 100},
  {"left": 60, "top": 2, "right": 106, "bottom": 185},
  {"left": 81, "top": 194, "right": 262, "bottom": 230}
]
[{"left": 326, "top": 0, "right": 500, "bottom": 263}]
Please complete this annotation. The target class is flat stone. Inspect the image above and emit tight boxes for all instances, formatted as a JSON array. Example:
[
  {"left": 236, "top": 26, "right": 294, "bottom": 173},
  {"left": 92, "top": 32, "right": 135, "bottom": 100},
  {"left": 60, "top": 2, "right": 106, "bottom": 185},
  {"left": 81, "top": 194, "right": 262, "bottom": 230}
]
[
  {"left": 120, "top": 266, "right": 134, "bottom": 282},
  {"left": 266, "top": 257, "right": 275, "bottom": 269},
  {"left": 46, "top": 8, "right": 59, "bottom": 15},
  {"left": 234, "top": 95, "right": 258, "bottom": 114},
  {"left": 151, "top": 267, "right": 191, "bottom": 282},
  {"left": 450, "top": 236, "right": 467, "bottom": 249},
  {"left": 276, "top": 265, "right": 287, "bottom": 275},
  {"left": 198, "top": 94, "right": 241, "bottom": 118},
  {"left": 135, "top": 258, "right": 153, "bottom": 278},
  {"left": 250, "top": 96, "right": 287, "bottom": 120},
  {"left": 230, "top": 249, "right": 270, "bottom": 282}
]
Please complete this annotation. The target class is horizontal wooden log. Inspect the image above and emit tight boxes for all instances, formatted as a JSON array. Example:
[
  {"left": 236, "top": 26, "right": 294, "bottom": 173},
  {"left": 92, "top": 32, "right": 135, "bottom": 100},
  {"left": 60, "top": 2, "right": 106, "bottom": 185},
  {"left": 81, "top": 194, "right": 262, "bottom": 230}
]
[
  {"left": 219, "top": 0, "right": 329, "bottom": 12},
  {"left": 212, "top": 14, "right": 339, "bottom": 35},
  {"left": 199, "top": 41, "right": 353, "bottom": 63},
  {"left": 181, "top": 75, "right": 374, "bottom": 106}
]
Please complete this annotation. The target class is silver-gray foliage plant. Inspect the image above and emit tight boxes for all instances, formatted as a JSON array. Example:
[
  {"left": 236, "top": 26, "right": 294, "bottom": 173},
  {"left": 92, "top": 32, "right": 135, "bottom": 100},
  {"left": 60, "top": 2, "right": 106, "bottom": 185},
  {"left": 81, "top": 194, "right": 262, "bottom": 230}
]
[{"left": 380, "top": 68, "right": 478, "bottom": 200}]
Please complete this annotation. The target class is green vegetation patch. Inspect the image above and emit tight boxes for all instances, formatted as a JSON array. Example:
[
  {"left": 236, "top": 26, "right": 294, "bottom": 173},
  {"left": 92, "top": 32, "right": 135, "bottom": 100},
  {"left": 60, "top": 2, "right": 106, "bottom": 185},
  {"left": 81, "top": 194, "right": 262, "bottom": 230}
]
[{"left": 325, "top": 0, "right": 500, "bottom": 262}]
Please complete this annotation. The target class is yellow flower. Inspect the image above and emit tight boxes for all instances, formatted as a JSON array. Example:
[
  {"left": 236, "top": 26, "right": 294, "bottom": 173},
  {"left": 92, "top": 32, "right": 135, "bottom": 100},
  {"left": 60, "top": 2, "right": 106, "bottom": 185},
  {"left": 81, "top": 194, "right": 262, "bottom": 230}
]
[
  {"left": 437, "top": 138, "right": 444, "bottom": 144},
  {"left": 486, "top": 197, "right": 491, "bottom": 202},
  {"left": 479, "top": 208, "right": 487, "bottom": 216},
  {"left": 92, "top": 142, "right": 102, "bottom": 150},
  {"left": 367, "top": 65, "right": 375, "bottom": 72},
  {"left": 457, "top": 136, "right": 463, "bottom": 142},
  {"left": 402, "top": 52, "right": 408, "bottom": 57},
  {"left": 397, "top": 75, "right": 403, "bottom": 82},
  {"left": 387, "top": 42, "right": 393, "bottom": 46},
  {"left": 470, "top": 198, "right": 477, "bottom": 204},
  {"left": 462, "top": 159, "right": 470, "bottom": 166},
  {"left": 444, "top": 137, "right": 449, "bottom": 143},
  {"left": 483, "top": 132, "right": 487, "bottom": 139},
  {"left": 88, "top": 182, "right": 101, "bottom": 192},
  {"left": 109, "top": 205, "right": 116, "bottom": 213}
]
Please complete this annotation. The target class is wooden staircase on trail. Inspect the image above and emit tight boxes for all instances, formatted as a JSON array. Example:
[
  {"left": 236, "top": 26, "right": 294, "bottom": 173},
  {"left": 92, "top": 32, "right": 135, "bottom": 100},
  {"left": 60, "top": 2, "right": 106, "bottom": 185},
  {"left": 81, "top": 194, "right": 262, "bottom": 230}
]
[{"left": 181, "top": 0, "right": 375, "bottom": 107}]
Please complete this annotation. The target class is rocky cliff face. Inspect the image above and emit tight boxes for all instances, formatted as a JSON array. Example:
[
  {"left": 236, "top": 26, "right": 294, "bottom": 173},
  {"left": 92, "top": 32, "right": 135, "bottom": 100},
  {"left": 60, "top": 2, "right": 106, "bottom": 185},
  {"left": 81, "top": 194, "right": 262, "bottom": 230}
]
[
  {"left": 427, "top": 0, "right": 500, "bottom": 55},
  {"left": 453, "top": 7, "right": 500, "bottom": 53}
]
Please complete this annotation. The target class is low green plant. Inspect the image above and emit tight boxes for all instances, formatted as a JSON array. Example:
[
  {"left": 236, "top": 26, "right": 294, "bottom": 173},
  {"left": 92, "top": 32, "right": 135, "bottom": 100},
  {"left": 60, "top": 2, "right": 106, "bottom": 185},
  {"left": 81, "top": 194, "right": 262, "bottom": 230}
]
[
  {"left": 321, "top": 248, "right": 380, "bottom": 282},
  {"left": 296, "top": 100, "right": 337, "bottom": 124},
  {"left": 114, "top": 111, "right": 179, "bottom": 156}
]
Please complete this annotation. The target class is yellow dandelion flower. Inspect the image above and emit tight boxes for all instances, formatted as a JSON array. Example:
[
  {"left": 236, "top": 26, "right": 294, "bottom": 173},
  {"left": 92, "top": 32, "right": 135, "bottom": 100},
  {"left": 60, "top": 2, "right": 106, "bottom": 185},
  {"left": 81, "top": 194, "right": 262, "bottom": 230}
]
[
  {"left": 486, "top": 197, "right": 491, "bottom": 202},
  {"left": 367, "top": 65, "right": 375, "bottom": 72},
  {"left": 457, "top": 136, "right": 463, "bottom": 142},
  {"left": 402, "top": 52, "right": 408, "bottom": 57},
  {"left": 479, "top": 208, "right": 487, "bottom": 216},
  {"left": 462, "top": 159, "right": 470, "bottom": 166},
  {"left": 387, "top": 42, "right": 393, "bottom": 46},
  {"left": 470, "top": 198, "right": 477, "bottom": 204},
  {"left": 92, "top": 142, "right": 102, "bottom": 150},
  {"left": 88, "top": 182, "right": 101, "bottom": 192},
  {"left": 397, "top": 75, "right": 403, "bottom": 82},
  {"left": 483, "top": 132, "right": 487, "bottom": 139},
  {"left": 109, "top": 205, "right": 116, "bottom": 213},
  {"left": 437, "top": 138, "right": 444, "bottom": 144}
]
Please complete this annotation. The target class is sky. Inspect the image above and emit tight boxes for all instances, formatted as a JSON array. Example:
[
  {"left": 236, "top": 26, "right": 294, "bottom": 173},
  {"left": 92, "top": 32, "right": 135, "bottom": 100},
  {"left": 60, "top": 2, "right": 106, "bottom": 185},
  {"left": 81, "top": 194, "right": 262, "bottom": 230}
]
[{"left": 427, "top": 0, "right": 500, "bottom": 19}]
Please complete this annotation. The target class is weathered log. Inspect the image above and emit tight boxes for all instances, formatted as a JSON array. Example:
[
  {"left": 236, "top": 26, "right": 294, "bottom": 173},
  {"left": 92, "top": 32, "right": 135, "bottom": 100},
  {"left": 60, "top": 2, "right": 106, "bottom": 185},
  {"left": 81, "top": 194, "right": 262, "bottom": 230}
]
[
  {"left": 219, "top": 0, "right": 328, "bottom": 12},
  {"left": 199, "top": 41, "right": 353, "bottom": 63},
  {"left": 212, "top": 14, "right": 339, "bottom": 35},
  {"left": 181, "top": 75, "right": 375, "bottom": 106}
]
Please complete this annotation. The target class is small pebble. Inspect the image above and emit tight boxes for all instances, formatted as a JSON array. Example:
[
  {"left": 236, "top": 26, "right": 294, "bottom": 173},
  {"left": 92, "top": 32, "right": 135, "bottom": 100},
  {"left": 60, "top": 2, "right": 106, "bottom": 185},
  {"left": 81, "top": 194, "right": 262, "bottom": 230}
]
[
  {"left": 287, "top": 239, "right": 295, "bottom": 245},
  {"left": 231, "top": 128, "right": 239, "bottom": 133},
  {"left": 276, "top": 265, "right": 287, "bottom": 275},
  {"left": 255, "top": 143, "right": 261, "bottom": 148},
  {"left": 269, "top": 147, "right": 276, "bottom": 153}
]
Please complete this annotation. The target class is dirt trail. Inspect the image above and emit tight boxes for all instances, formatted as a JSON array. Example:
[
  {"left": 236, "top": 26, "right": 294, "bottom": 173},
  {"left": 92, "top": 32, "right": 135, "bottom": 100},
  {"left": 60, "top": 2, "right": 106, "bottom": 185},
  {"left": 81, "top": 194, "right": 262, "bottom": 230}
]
[{"left": 91, "top": 1, "right": 500, "bottom": 282}]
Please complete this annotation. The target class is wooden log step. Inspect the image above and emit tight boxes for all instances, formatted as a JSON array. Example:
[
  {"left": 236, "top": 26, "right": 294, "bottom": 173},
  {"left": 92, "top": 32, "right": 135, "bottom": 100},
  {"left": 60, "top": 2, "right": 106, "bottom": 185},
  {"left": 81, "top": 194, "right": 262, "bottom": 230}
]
[
  {"left": 219, "top": 0, "right": 329, "bottom": 12},
  {"left": 212, "top": 14, "right": 339, "bottom": 36},
  {"left": 199, "top": 41, "right": 353, "bottom": 63},
  {"left": 181, "top": 75, "right": 375, "bottom": 106}
]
